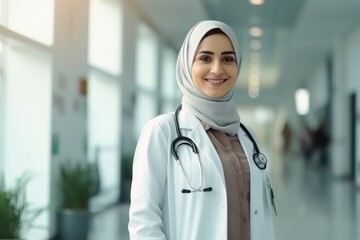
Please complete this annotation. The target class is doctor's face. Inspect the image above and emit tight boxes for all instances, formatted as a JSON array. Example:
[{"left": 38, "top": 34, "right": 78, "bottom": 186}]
[{"left": 191, "top": 33, "right": 238, "bottom": 99}]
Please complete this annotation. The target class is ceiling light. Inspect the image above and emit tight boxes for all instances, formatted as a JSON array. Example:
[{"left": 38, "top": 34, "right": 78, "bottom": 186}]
[
  {"left": 249, "top": 74, "right": 260, "bottom": 82},
  {"left": 248, "top": 87, "right": 259, "bottom": 98},
  {"left": 250, "top": 39, "right": 261, "bottom": 50},
  {"left": 249, "top": 0, "right": 264, "bottom": 6},
  {"left": 295, "top": 88, "right": 309, "bottom": 115},
  {"left": 249, "top": 27, "right": 263, "bottom": 37},
  {"left": 249, "top": 78, "right": 259, "bottom": 87}
]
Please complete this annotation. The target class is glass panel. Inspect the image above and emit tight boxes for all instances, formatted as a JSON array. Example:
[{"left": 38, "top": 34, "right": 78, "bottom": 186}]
[
  {"left": 135, "top": 24, "right": 158, "bottom": 90},
  {"left": 0, "top": 73, "right": 3, "bottom": 174},
  {"left": 0, "top": 0, "right": 2, "bottom": 25},
  {"left": 88, "top": 0, "right": 122, "bottom": 75},
  {"left": 0, "top": 40, "right": 2, "bottom": 175},
  {"left": 134, "top": 92, "right": 157, "bottom": 137},
  {"left": 3, "top": 40, "right": 51, "bottom": 238},
  {"left": 161, "top": 47, "right": 176, "bottom": 99},
  {"left": 7, "top": 0, "right": 54, "bottom": 45},
  {"left": 88, "top": 70, "right": 120, "bottom": 193}
]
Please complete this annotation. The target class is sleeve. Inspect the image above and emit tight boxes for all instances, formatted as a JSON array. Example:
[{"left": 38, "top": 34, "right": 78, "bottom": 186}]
[{"left": 128, "top": 118, "right": 169, "bottom": 240}]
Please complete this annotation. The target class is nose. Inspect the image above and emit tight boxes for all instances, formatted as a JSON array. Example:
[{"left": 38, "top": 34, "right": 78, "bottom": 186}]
[{"left": 210, "top": 60, "right": 224, "bottom": 75}]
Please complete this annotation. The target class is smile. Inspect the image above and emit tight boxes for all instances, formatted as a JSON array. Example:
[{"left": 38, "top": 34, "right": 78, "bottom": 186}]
[{"left": 205, "top": 79, "right": 227, "bottom": 83}]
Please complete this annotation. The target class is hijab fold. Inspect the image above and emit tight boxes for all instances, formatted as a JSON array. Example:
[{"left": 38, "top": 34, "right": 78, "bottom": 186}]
[{"left": 176, "top": 20, "right": 242, "bottom": 136}]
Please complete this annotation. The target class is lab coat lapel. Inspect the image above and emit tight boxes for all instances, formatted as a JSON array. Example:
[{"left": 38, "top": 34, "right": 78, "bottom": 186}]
[
  {"left": 237, "top": 124, "right": 264, "bottom": 211},
  {"left": 178, "top": 109, "right": 226, "bottom": 188},
  {"left": 237, "top": 125, "right": 256, "bottom": 172}
]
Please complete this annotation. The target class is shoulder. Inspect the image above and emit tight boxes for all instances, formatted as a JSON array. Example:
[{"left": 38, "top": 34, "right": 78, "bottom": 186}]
[
  {"left": 146, "top": 112, "right": 174, "bottom": 127},
  {"left": 141, "top": 112, "right": 176, "bottom": 136}
]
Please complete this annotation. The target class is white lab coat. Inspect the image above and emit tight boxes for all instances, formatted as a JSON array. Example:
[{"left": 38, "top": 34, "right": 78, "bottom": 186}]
[{"left": 129, "top": 108, "right": 276, "bottom": 240}]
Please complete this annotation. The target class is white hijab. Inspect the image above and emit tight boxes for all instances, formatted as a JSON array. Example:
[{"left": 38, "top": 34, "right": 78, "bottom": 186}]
[{"left": 176, "top": 20, "right": 241, "bottom": 136}]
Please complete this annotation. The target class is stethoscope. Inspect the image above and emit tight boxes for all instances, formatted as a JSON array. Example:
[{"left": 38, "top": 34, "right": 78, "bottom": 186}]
[{"left": 171, "top": 105, "right": 268, "bottom": 194}]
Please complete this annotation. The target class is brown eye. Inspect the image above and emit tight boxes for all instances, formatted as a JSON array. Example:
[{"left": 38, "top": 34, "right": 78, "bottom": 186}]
[
  {"left": 199, "top": 55, "right": 211, "bottom": 62},
  {"left": 223, "top": 56, "right": 235, "bottom": 63}
]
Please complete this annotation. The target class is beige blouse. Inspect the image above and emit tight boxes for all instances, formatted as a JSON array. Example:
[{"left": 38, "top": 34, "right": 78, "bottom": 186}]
[{"left": 202, "top": 121, "right": 250, "bottom": 240}]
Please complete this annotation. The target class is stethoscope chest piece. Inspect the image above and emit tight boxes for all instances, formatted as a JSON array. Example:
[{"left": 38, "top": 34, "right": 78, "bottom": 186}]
[{"left": 253, "top": 152, "right": 267, "bottom": 170}]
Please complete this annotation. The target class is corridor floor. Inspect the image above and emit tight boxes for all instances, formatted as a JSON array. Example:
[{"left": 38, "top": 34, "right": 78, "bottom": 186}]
[{"left": 90, "top": 152, "right": 360, "bottom": 240}]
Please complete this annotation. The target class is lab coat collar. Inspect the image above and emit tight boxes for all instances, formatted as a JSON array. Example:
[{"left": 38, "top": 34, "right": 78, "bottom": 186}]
[
  {"left": 177, "top": 107, "right": 200, "bottom": 130},
  {"left": 178, "top": 106, "right": 255, "bottom": 154}
]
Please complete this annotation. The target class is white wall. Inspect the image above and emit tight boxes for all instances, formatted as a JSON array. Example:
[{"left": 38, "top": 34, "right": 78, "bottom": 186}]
[
  {"left": 50, "top": 0, "right": 90, "bottom": 235},
  {"left": 344, "top": 22, "right": 360, "bottom": 186},
  {"left": 330, "top": 37, "right": 350, "bottom": 178},
  {"left": 119, "top": 0, "right": 139, "bottom": 155},
  {"left": 321, "top": 20, "right": 360, "bottom": 179}
]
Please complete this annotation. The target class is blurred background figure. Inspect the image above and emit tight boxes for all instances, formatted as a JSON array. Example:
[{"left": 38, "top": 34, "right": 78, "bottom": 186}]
[
  {"left": 300, "top": 125, "right": 314, "bottom": 162},
  {"left": 281, "top": 121, "right": 292, "bottom": 154},
  {"left": 312, "top": 118, "right": 329, "bottom": 167}
]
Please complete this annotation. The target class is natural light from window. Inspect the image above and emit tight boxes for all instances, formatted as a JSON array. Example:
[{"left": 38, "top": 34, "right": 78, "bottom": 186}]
[
  {"left": 88, "top": 0, "right": 122, "bottom": 75},
  {"left": 6, "top": 0, "right": 54, "bottom": 45}
]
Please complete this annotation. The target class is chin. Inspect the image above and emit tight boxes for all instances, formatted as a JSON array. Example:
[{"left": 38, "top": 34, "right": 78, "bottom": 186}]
[{"left": 204, "top": 93, "right": 226, "bottom": 99}]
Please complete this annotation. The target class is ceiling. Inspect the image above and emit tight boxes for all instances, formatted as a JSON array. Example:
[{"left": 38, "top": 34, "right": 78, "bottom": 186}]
[{"left": 130, "top": 0, "right": 360, "bottom": 104}]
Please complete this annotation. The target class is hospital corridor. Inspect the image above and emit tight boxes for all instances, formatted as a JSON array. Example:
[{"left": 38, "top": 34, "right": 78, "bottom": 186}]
[
  {"left": 1, "top": 0, "right": 360, "bottom": 239},
  {"left": 87, "top": 150, "right": 360, "bottom": 240}
]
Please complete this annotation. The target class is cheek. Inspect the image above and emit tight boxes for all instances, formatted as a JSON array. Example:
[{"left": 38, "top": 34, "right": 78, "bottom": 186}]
[
  {"left": 228, "top": 66, "right": 238, "bottom": 79},
  {"left": 191, "top": 64, "right": 205, "bottom": 82}
]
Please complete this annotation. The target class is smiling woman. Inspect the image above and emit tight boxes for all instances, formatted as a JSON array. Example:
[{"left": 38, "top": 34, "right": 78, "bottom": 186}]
[{"left": 129, "top": 20, "right": 276, "bottom": 240}]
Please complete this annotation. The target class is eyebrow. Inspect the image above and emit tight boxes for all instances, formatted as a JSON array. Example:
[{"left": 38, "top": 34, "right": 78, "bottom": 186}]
[{"left": 197, "top": 50, "right": 236, "bottom": 55}]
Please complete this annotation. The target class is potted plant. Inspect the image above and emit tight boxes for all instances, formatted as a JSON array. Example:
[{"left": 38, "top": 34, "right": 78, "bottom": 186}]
[
  {"left": 0, "top": 174, "right": 42, "bottom": 240},
  {"left": 120, "top": 153, "right": 134, "bottom": 202},
  {"left": 56, "top": 161, "right": 97, "bottom": 240}
]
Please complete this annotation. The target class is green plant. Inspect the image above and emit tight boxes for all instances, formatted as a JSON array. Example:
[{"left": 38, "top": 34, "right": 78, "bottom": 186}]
[
  {"left": 59, "top": 161, "right": 97, "bottom": 210},
  {"left": 0, "top": 174, "right": 42, "bottom": 239}
]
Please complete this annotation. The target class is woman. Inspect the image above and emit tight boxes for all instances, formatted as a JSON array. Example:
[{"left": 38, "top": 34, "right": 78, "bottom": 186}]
[{"left": 129, "top": 20, "right": 276, "bottom": 240}]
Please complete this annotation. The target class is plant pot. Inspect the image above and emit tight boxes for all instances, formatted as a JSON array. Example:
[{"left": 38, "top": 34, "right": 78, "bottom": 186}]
[{"left": 56, "top": 210, "right": 92, "bottom": 240}]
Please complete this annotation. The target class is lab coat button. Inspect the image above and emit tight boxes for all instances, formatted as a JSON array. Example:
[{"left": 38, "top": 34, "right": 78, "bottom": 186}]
[{"left": 254, "top": 210, "right": 259, "bottom": 215}]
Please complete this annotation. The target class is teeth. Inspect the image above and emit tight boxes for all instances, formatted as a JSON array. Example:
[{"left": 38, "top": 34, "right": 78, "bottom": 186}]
[{"left": 207, "top": 79, "right": 224, "bottom": 83}]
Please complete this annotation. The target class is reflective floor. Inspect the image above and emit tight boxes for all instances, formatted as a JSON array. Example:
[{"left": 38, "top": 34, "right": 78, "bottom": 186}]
[{"left": 90, "top": 151, "right": 360, "bottom": 240}]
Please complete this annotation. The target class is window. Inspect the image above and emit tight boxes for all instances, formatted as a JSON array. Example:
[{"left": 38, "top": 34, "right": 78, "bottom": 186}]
[
  {"left": 136, "top": 24, "right": 158, "bottom": 90},
  {"left": 160, "top": 47, "right": 177, "bottom": 113},
  {"left": 88, "top": 0, "right": 122, "bottom": 75},
  {"left": 2, "top": 39, "right": 52, "bottom": 238},
  {"left": 134, "top": 24, "right": 159, "bottom": 136},
  {"left": 87, "top": 70, "right": 120, "bottom": 195},
  {"left": 2, "top": 0, "right": 55, "bottom": 45}
]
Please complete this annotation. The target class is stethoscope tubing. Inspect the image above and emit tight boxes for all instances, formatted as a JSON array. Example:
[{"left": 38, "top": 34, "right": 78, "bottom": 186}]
[{"left": 171, "top": 105, "right": 268, "bottom": 194}]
